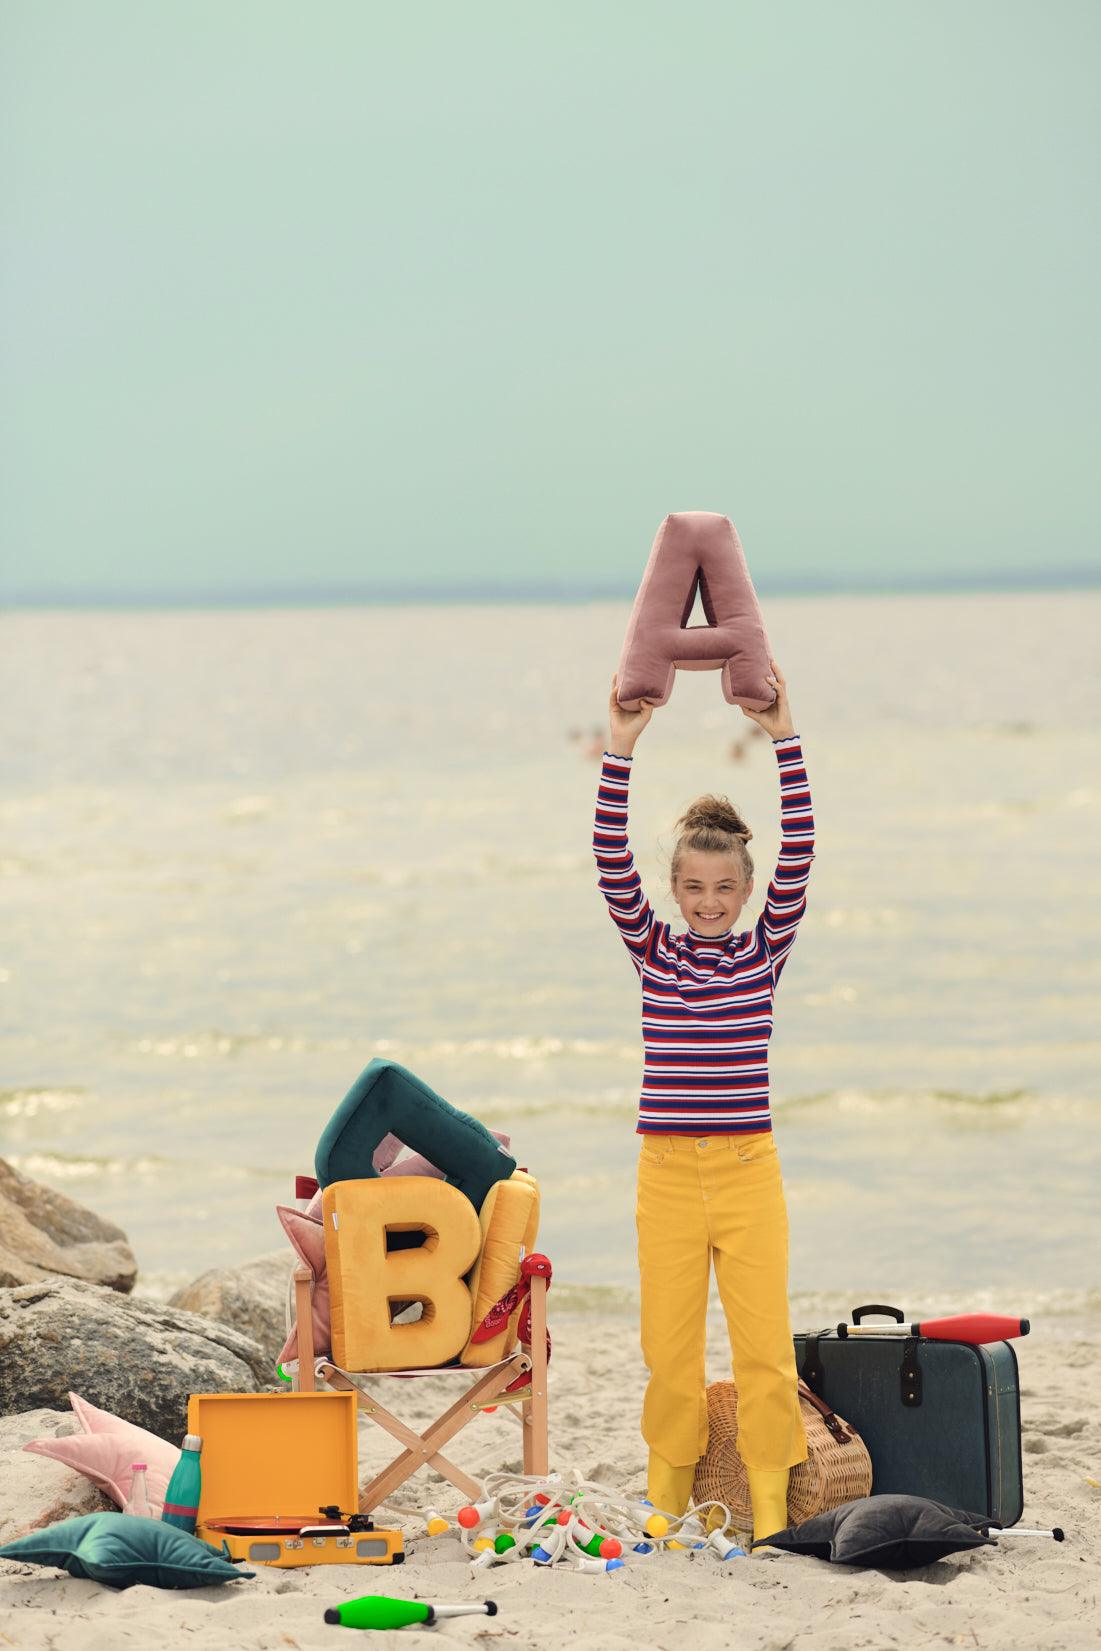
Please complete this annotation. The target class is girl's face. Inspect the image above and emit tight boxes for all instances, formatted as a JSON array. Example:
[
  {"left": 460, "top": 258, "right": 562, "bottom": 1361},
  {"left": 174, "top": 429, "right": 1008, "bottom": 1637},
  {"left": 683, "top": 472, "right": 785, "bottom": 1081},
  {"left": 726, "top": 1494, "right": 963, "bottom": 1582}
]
[{"left": 670, "top": 850, "right": 753, "bottom": 935}]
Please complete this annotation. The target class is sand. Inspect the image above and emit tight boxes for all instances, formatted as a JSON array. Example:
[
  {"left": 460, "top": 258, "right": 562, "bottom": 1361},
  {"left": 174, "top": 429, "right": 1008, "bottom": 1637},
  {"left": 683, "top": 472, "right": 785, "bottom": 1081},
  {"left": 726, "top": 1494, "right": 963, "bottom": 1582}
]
[{"left": 1, "top": 1309, "right": 1098, "bottom": 1651}]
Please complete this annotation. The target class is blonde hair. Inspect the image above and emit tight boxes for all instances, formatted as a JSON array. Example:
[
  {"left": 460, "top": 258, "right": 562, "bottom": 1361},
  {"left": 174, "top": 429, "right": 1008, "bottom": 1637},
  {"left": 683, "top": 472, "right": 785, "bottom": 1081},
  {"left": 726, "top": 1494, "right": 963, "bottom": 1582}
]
[{"left": 670, "top": 794, "right": 754, "bottom": 889}]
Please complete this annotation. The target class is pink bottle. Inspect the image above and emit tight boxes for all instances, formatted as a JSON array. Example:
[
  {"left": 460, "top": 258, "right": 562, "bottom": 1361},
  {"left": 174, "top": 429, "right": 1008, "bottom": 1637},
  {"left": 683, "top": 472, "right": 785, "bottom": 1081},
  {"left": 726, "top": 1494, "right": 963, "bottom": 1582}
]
[{"left": 123, "top": 1463, "right": 153, "bottom": 1518}]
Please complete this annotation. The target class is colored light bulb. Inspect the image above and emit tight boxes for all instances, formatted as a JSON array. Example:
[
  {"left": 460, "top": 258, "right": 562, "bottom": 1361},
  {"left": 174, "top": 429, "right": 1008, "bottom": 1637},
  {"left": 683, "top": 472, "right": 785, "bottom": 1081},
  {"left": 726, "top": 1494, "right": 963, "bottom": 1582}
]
[{"left": 458, "top": 1497, "right": 495, "bottom": 1530}]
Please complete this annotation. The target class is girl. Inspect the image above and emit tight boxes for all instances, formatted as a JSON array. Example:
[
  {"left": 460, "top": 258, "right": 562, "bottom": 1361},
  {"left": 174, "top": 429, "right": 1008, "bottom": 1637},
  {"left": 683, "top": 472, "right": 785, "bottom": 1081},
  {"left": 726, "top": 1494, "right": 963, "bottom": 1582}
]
[{"left": 592, "top": 659, "right": 814, "bottom": 1545}]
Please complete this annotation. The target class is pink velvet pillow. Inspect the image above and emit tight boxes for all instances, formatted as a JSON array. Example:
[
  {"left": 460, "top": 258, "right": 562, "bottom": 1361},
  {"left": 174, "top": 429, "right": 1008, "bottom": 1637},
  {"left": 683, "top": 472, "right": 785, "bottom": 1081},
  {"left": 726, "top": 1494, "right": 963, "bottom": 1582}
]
[
  {"left": 615, "top": 512, "right": 775, "bottom": 710},
  {"left": 276, "top": 1205, "right": 329, "bottom": 1365},
  {"left": 23, "top": 1391, "right": 180, "bottom": 1515},
  {"left": 380, "top": 1151, "right": 446, "bottom": 1180},
  {"left": 372, "top": 1133, "right": 405, "bottom": 1173},
  {"left": 377, "top": 1129, "right": 511, "bottom": 1183}
]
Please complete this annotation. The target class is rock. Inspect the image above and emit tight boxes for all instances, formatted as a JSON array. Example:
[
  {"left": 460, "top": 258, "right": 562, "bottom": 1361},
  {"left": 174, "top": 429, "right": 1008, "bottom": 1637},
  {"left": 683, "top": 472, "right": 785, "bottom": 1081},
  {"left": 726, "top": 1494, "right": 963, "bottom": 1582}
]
[
  {"left": 168, "top": 1249, "right": 293, "bottom": 1371},
  {"left": 0, "top": 1158, "right": 137, "bottom": 1293},
  {"left": 0, "top": 1279, "right": 271, "bottom": 1441},
  {"left": 0, "top": 1408, "right": 111, "bottom": 1542}
]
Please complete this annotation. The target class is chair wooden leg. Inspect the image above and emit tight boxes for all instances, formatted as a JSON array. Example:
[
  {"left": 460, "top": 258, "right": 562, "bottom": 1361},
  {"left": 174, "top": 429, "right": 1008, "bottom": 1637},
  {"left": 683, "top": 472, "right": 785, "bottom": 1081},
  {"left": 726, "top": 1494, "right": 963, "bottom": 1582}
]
[
  {"left": 320, "top": 1358, "right": 528, "bottom": 1512},
  {"left": 362, "top": 1438, "right": 482, "bottom": 1507},
  {"left": 293, "top": 1266, "right": 316, "bottom": 1393},
  {"left": 522, "top": 1275, "right": 549, "bottom": 1475},
  {"left": 325, "top": 1372, "right": 481, "bottom": 1503},
  {"left": 358, "top": 1359, "right": 528, "bottom": 1510}
]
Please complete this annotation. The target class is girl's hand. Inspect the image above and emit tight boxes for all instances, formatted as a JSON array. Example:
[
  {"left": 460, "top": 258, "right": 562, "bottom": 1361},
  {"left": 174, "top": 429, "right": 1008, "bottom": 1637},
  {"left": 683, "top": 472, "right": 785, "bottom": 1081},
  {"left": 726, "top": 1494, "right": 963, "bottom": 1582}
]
[
  {"left": 608, "top": 673, "right": 657, "bottom": 756},
  {"left": 741, "top": 658, "right": 796, "bottom": 741}
]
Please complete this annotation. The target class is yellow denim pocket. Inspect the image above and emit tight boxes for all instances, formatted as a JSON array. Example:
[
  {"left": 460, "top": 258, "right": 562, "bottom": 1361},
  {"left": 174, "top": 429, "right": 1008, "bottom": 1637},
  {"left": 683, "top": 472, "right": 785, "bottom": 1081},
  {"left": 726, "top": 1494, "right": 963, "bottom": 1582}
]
[
  {"left": 639, "top": 1136, "right": 672, "bottom": 1167},
  {"left": 735, "top": 1133, "right": 778, "bottom": 1164}
]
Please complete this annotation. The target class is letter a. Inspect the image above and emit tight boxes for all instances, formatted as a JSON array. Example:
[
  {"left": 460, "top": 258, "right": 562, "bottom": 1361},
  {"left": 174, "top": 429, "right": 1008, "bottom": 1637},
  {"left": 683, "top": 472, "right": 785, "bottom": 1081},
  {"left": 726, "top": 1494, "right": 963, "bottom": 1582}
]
[
  {"left": 322, "top": 1179, "right": 481, "bottom": 1371},
  {"left": 615, "top": 512, "right": 774, "bottom": 710}
]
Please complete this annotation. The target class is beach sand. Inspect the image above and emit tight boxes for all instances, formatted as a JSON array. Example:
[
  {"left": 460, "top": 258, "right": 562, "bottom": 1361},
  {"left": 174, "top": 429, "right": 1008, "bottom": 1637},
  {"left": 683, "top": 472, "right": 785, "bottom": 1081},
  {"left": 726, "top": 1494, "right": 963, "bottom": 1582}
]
[{"left": 2, "top": 1307, "right": 1098, "bottom": 1651}]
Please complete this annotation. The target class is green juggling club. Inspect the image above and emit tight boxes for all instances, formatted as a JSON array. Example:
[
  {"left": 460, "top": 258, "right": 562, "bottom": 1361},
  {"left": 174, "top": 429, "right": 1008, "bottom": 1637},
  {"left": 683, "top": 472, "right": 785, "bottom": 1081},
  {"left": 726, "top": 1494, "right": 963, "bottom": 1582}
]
[{"left": 323, "top": 1595, "right": 498, "bottom": 1630}]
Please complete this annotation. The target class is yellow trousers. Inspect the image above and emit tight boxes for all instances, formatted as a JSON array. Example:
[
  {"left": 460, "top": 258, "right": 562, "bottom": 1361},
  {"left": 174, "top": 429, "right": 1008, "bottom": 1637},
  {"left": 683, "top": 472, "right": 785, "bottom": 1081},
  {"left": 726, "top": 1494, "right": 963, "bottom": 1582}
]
[{"left": 635, "top": 1132, "right": 807, "bottom": 1473}]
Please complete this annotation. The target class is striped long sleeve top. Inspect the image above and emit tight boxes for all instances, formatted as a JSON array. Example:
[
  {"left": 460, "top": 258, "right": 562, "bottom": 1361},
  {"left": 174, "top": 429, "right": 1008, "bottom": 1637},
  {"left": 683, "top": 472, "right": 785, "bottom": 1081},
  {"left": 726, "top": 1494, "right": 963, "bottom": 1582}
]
[{"left": 592, "top": 736, "right": 814, "bottom": 1135}]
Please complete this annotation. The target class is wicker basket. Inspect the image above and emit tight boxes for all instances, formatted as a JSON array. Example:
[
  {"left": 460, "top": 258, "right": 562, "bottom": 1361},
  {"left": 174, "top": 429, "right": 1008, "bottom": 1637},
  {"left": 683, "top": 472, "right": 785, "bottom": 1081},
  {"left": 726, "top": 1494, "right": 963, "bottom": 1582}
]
[{"left": 692, "top": 1377, "right": 872, "bottom": 1529}]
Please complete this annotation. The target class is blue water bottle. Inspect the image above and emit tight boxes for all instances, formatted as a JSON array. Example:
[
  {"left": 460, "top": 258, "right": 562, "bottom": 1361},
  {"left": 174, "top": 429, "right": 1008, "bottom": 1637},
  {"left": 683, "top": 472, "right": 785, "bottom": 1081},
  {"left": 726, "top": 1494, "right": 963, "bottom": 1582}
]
[{"left": 161, "top": 1433, "right": 203, "bottom": 1533}]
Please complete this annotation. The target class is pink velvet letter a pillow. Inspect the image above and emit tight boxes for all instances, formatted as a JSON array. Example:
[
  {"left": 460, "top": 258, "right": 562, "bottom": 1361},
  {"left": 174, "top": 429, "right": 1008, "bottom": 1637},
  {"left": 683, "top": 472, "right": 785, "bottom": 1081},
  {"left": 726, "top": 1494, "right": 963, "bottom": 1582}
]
[
  {"left": 23, "top": 1391, "right": 181, "bottom": 1515},
  {"left": 615, "top": 512, "right": 774, "bottom": 711}
]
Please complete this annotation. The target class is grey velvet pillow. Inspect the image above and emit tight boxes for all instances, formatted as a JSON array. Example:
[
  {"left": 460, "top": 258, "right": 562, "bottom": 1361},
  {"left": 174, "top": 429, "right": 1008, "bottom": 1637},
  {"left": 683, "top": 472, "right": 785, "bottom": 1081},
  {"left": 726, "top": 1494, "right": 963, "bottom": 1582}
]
[{"left": 754, "top": 1494, "right": 996, "bottom": 1568}]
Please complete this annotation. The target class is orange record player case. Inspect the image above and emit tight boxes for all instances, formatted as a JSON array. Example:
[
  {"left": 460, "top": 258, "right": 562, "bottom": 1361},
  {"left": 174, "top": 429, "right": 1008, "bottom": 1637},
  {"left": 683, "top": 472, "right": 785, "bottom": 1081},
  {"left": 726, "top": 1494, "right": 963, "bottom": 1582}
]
[{"left": 187, "top": 1390, "right": 403, "bottom": 1568}]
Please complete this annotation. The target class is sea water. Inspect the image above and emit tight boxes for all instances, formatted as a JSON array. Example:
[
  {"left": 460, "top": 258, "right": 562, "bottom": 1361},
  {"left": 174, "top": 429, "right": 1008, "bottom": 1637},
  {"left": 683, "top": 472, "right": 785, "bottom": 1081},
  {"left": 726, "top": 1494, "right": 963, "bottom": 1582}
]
[{"left": 2, "top": 593, "right": 1098, "bottom": 1332}]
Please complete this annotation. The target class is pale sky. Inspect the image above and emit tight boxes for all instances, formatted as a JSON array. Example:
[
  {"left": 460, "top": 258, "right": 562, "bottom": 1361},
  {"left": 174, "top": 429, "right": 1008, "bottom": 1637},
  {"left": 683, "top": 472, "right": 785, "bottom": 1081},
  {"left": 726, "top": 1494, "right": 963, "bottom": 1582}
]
[{"left": 2, "top": 1, "right": 1098, "bottom": 601}]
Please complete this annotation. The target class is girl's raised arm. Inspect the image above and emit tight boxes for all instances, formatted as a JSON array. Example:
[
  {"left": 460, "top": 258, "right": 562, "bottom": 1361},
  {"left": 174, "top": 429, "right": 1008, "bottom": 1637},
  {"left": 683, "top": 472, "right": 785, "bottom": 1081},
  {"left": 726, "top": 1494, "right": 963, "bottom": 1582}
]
[
  {"left": 592, "top": 675, "right": 658, "bottom": 974},
  {"left": 742, "top": 662, "right": 815, "bottom": 984}
]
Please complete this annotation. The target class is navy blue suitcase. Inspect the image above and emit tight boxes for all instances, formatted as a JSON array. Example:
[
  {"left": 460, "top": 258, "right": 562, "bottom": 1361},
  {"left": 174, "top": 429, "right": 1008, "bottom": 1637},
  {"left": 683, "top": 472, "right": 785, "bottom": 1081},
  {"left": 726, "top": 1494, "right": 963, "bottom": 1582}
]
[{"left": 793, "top": 1304, "right": 1023, "bottom": 1525}]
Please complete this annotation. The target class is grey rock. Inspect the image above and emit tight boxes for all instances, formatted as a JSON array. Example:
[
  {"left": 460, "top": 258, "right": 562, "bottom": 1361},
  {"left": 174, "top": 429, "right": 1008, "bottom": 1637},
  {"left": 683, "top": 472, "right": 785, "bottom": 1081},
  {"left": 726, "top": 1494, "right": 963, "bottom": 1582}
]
[
  {"left": 0, "top": 1407, "right": 111, "bottom": 1543},
  {"left": 0, "top": 1157, "right": 137, "bottom": 1293},
  {"left": 168, "top": 1249, "right": 293, "bottom": 1371},
  {"left": 0, "top": 1279, "right": 271, "bottom": 1441}
]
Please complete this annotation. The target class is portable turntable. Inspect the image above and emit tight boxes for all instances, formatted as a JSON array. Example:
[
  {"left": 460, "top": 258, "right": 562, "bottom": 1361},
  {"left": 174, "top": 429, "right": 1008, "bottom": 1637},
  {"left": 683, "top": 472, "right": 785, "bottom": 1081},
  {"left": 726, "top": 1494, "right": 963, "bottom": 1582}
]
[{"left": 187, "top": 1390, "right": 404, "bottom": 1568}]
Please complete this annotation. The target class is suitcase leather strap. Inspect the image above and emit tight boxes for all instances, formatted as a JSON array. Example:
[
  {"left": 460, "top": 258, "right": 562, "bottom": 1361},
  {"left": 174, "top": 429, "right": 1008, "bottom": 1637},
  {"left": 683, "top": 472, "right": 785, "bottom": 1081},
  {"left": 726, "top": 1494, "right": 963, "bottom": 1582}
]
[
  {"left": 900, "top": 1335, "right": 923, "bottom": 1407},
  {"left": 796, "top": 1378, "right": 853, "bottom": 1443},
  {"left": 799, "top": 1332, "right": 825, "bottom": 1395}
]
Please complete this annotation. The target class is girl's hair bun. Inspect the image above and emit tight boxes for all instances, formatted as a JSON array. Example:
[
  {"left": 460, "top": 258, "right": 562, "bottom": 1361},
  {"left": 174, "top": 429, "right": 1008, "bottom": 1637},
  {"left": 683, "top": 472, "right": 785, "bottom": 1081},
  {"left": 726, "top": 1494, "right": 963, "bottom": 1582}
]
[
  {"left": 675, "top": 795, "right": 753, "bottom": 843},
  {"left": 670, "top": 793, "right": 755, "bottom": 888}
]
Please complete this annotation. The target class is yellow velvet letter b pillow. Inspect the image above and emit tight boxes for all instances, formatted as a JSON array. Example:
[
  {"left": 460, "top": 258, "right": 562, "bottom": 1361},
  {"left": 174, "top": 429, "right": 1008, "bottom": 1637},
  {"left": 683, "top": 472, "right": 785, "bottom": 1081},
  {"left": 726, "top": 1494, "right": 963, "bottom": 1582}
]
[{"left": 322, "top": 1179, "right": 481, "bottom": 1372}]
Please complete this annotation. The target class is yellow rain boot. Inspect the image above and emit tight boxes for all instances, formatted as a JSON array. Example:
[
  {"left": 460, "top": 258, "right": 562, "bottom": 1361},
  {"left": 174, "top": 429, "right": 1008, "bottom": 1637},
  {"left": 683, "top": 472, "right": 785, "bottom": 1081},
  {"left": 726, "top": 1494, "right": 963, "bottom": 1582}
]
[
  {"left": 745, "top": 1466, "right": 790, "bottom": 1552},
  {"left": 647, "top": 1450, "right": 696, "bottom": 1518}
]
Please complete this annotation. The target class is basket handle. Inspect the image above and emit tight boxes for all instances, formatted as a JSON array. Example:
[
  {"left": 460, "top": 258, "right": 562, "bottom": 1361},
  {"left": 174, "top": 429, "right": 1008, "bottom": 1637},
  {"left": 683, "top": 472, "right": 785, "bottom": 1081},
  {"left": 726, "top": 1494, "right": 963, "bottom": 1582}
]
[{"left": 797, "top": 1378, "right": 853, "bottom": 1444}]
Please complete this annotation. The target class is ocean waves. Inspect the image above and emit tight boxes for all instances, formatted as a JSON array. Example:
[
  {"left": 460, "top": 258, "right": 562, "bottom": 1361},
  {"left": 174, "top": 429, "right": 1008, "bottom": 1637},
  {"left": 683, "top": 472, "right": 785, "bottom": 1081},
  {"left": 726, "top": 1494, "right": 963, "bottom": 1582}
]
[{"left": 112, "top": 1030, "right": 642, "bottom": 1064}]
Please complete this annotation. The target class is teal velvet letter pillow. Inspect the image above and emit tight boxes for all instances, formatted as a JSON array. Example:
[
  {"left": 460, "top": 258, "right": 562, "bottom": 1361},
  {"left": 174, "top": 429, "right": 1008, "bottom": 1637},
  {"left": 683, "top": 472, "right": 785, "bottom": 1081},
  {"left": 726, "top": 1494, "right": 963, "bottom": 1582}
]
[
  {"left": 0, "top": 1512, "right": 252, "bottom": 1589},
  {"left": 315, "top": 1058, "right": 517, "bottom": 1208}
]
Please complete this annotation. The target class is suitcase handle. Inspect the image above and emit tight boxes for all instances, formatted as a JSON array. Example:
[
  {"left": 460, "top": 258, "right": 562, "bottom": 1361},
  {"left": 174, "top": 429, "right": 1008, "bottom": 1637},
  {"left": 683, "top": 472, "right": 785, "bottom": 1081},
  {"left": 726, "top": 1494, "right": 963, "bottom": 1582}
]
[{"left": 851, "top": 1303, "right": 905, "bottom": 1325}]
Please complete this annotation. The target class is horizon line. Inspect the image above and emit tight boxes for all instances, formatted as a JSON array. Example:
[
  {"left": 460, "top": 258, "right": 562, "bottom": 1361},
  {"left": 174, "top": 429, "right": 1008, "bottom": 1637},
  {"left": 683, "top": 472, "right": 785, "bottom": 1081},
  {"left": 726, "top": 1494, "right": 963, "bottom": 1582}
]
[{"left": 3, "top": 565, "right": 1099, "bottom": 610}]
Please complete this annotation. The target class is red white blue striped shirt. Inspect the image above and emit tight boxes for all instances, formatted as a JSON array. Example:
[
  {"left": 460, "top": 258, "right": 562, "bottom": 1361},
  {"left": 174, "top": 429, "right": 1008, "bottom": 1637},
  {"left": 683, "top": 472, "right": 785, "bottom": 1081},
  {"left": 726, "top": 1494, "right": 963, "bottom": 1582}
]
[{"left": 593, "top": 736, "right": 814, "bottom": 1135}]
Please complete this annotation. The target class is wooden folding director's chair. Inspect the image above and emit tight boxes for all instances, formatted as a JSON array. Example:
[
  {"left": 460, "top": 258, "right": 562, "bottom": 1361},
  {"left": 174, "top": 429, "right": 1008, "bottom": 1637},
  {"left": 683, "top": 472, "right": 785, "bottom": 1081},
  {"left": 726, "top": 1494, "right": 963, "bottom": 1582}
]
[{"left": 291, "top": 1176, "right": 550, "bottom": 1512}]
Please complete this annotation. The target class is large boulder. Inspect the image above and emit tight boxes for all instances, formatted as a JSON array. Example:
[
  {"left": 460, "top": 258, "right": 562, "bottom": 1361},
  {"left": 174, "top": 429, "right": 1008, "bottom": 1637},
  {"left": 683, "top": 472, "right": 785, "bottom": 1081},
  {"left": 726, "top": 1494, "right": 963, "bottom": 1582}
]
[
  {"left": 0, "top": 1279, "right": 271, "bottom": 1441},
  {"left": 168, "top": 1249, "right": 293, "bottom": 1371},
  {"left": 0, "top": 1158, "right": 137, "bottom": 1293},
  {"left": 0, "top": 1407, "right": 111, "bottom": 1542}
]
